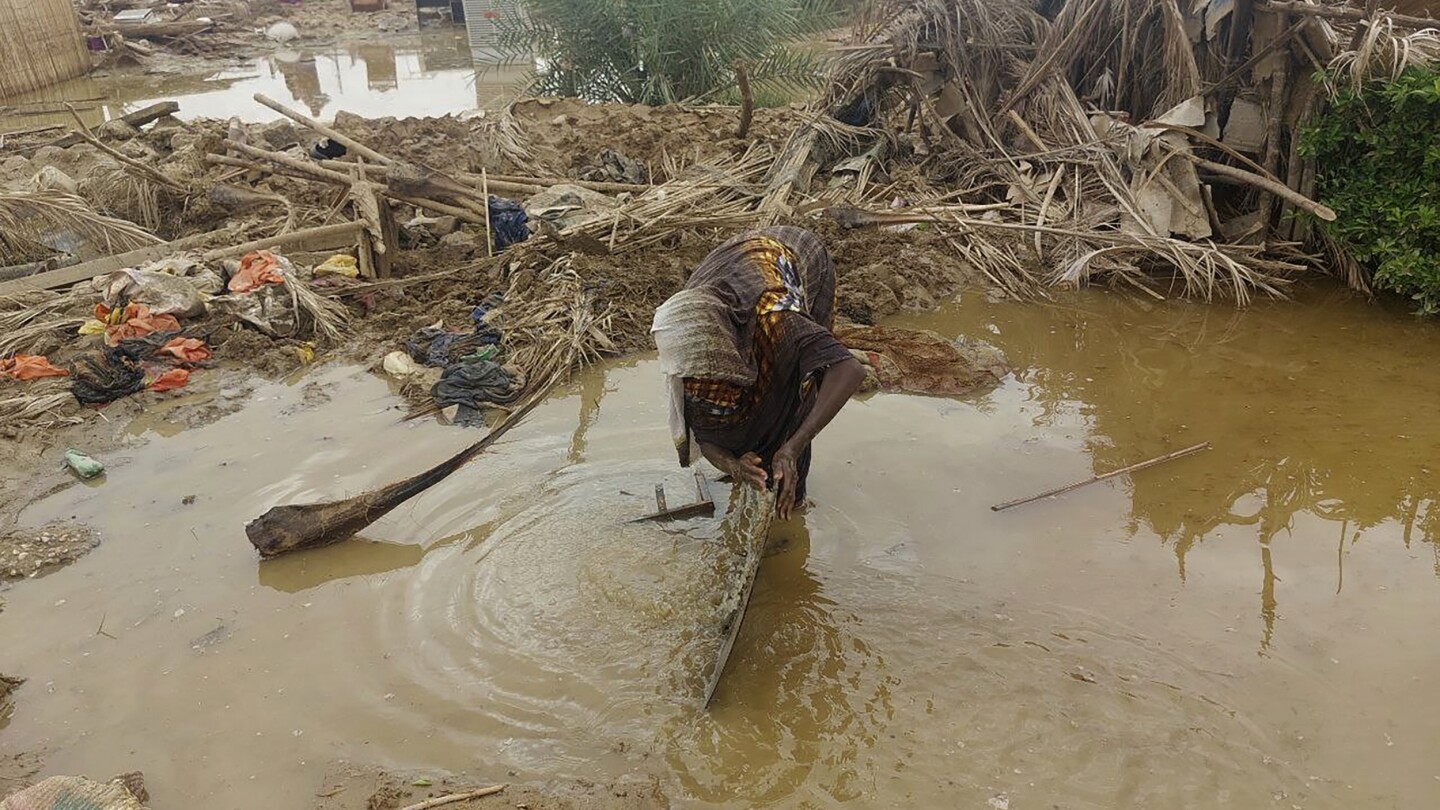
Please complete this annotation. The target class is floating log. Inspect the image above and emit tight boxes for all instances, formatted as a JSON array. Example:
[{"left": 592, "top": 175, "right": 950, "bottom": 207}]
[{"left": 246, "top": 377, "right": 561, "bottom": 558}]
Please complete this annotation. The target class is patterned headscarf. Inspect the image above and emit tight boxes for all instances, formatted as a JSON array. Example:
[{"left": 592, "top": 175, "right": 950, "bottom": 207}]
[{"left": 650, "top": 288, "right": 754, "bottom": 466}]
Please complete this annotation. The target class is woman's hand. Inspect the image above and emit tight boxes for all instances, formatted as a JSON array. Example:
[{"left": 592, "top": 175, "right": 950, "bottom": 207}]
[
  {"left": 772, "top": 443, "right": 800, "bottom": 519},
  {"left": 730, "top": 452, "right": 768, "bottom": 491}
]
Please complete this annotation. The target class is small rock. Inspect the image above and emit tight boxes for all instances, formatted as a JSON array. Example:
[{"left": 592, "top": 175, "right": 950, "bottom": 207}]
[{"left": 439, "top": 230, "right": 479, "bottom": 249}]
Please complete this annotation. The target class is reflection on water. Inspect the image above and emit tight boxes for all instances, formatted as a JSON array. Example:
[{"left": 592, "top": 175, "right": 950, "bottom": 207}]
[
  {"left": 2, "top": 286, "right": 1440, "bottom": 808},
  {"left": 0, "top": 31, "right": 533, "bottom": 133},
  {"left": 895, "top": 283, "right": 1440, "bottom": 651}
]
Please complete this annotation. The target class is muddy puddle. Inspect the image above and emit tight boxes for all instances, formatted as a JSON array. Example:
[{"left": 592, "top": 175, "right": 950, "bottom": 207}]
[
  {"left": 3, "top": 284, "right": 1440, "bottom": 808},
  {"left": 0, "top": 31, "right": 530, "bottom": 133}
]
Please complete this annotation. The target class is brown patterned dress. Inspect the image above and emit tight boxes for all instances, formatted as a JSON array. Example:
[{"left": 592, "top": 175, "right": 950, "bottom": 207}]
[{"left": 680, "top": 226, "right": 853, "bottom": 498}]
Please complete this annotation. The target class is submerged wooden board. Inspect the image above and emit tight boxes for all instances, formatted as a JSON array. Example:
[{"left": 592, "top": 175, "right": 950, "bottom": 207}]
[{"left": 702, "top": 486, "right": 775, "bottom": 707}]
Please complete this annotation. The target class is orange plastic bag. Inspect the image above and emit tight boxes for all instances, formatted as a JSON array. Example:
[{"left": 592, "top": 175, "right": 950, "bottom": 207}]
[
  {"left": 98, "top": 303, "right": 181, "bottom": 347},
  {"left": 229, "top": 250, "right": 286, "bottom": 293},
  {"left": 159, "top": 337, "right": 212, "bottom": 363},
  {"left": 148, "top": 368, "right": 190, "bottom": 392},
  {"left": 0, "top": 354, "right": 69, "bottom": 381}
]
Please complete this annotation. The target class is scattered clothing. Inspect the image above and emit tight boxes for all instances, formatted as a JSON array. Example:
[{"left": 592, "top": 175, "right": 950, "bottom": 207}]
[
  {"left": 432, "top": 356, "right": 523, "bottom": 426},
  {"left": 407, "top": 327, "right": 482, "bottom": 367},
  {"left": 470, "top": 292, "right": 505, "bottom": 345},
  {"left": 63, "top": 449, "right": 105, "bottom": 480},
  {"left": 488, "top": 195, "right": 529, "bottom": 251},
  {"left": 96, "top": 303, "right": 181, "bottom": 348},
  {"left": 309, "top": 138, "right": 347, "bottom": 160},
  {"left": 69, "top": 347, "right": 146, "bottom": 405},
  {"left": 652, "top": 226, "right": 851, "bottom": 502},
  {"left": 158, "top": 337, "right": 212, "bottom": 364},
  {"left": 1, "top": 354, "right": 68, "bottom": 381},
  {"left": 228, "top": 250, "right": 287, "bottom": 293},
  {"left": 314, "top": 254, "right": 359, "bottom": 278},
  {"left": 147, "top": 368, "right": 190, "bottom": 393}
]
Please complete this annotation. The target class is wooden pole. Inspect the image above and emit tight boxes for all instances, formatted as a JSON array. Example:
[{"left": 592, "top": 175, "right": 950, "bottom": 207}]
[
  {"left": 252, "top": 93, "right": 394, "bottom": 166},
  {"left": 1159, "top": 145, "right": 1337, "bottom": 221},
  {"left": 990, "top": 442, "right": 1212, "bottom": 512},
  {"left": 480, "top": 168, "right": 494, "bottom": 258},
  {"left": 734, "top": 60, "right": 754, "bottom": 139},
  {"left": 1258, "top": 0, "right": 1438, "bottom": 29},
  {"left": 199, "top": 221, "right": 364, "bottom": 262},
  {"left": 397, "top": 786, "right": 506, "bottom": 810}
]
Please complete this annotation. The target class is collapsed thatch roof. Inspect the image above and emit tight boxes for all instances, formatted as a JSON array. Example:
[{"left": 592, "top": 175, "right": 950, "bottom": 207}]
[{"left": 758, "top": 0, "right": 1438, "bottom": 300}]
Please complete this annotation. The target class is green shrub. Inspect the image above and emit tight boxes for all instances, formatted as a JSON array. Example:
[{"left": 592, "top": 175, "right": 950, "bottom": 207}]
[
  {"left": 499, "top": 0, "right": 836, "bottom": 106},
  {"left": 1300, "top": 67, "right": 1440, "bottom": 313}
]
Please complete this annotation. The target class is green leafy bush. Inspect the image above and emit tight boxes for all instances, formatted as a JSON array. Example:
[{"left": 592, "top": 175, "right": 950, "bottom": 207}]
[
  {"left": 499, "top": 0, "right": 836, "bottom": 106},
  {"left": 1300, "top": 67, "right": 1440, "bottom": 313}
]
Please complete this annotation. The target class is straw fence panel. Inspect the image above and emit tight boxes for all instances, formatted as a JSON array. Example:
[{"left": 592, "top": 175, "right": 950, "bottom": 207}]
[{"left": 0, "top": 0, "right": 92, "bottom": 98}]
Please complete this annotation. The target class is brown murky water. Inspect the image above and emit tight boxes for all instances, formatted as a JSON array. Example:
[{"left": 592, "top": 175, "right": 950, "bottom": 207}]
[
  {"left": 3, "top": 283, "right": 1440, "bottom": 808},
  {"left": 0, "top": 31, "right": 529, "bottom": 133}
]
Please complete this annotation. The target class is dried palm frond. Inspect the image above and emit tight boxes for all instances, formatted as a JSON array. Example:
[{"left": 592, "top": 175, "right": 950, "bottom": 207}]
[
  {"left": 1329, "top": 20, "right": 1440, "bottom": 91},
  {"left": 80, "top": 167, "right": 164, "bottom": 233},
  {"left": 499, "top": 255, "right": 617, "bottom": 380},
  {"left": 0, "top": 287, "right": 89, "bottom": 358},
  {"left": 0, "top": 190, "right": 161, "bottom": 264},
  {"left": 472, "top": 104, "right": 535, "bottom": 169},
  {"left": 280, "top": 271, "right": 348, "bottom": 344},
  {"left": 0, "top": 379, "right": 83, "bottom": 430}
]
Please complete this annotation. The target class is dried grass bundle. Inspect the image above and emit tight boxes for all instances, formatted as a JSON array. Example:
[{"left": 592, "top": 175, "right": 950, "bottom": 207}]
[
  {"left": 0, "top": 379, "right": 82, "bottom": 430},
  {"left": 1329, "top": 19, "right": 1440, "bottom": 91},
  {"left": 0, "top": 288, "right": 88, "bottom": 358},
  {"left": 0, "top": 190, "right": 162, "bottom": 264}
]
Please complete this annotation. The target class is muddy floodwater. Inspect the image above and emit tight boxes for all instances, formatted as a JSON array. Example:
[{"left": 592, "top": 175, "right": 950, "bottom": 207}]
[
  {"left": 0, "top": 31, "right": 527, "bottom": 132},
  {"left": 3, "top": 284, "right": 1440, "bottom": 808}
]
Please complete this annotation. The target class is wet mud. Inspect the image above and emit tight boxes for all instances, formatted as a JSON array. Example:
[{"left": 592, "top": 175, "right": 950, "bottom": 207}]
[{"left": 2, "top": 285, "right": 1439, "bottom": 808}]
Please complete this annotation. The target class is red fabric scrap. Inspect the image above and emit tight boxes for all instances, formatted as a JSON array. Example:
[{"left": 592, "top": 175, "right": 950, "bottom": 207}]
[
  {"left": 98, "top": 303, "right": 181, "bottom": 347},
  {"left": 159, "top": 337, "right": 212, "bottom": 363},
  {"left": 148, "top": 368, "right": 191, "bottom": 392},
  {"left": 229, "top": 250, "right": 286, "bottom": 293},
  {"left": 0, "top": 354, "right": 69, "bottom": 381}
]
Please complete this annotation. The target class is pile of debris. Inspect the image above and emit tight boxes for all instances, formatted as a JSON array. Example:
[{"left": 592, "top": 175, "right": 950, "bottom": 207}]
[
  {"left": 756, "top": 0, "right": 1440, "bottom": 301},
  {"left": 4, "top": 0, "right": 1436, "bottom": 440}
]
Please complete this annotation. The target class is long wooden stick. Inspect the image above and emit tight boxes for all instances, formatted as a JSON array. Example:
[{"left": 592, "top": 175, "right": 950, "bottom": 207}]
[
  {"left": 1155, "top": 145, "right": 1337, "bottom": 221},
  {"left": 199, "top": 221, "right": 364, "bottom": 262},
  {"left": 398, "top": 785, "right": 506, "bottom": 810},
  {"left": 253, "top": 93, "right": 393, "bottom": 166},
  {"left": 990, "top": 442, "right": 1212, "bottom": 512},
  {"left": 1259, "top": 0, "right": 1438, "bottom": 30}
]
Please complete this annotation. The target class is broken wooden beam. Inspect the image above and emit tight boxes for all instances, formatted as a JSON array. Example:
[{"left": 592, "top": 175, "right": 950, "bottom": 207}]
[
  {"left": 0, "top": 228, "right": 223, "bottom": 296},
  {"left": 253, "top": 93, "right": 393, "bottom": 166},
  {"left": 199, "top": 221, "right": 366, "bottom": 262},
  {"left": 51, "top": 101, "right": 179, "bottom": 147},
  {"left": 111, "top": 20, "right": 215, "bottom": 39}
]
